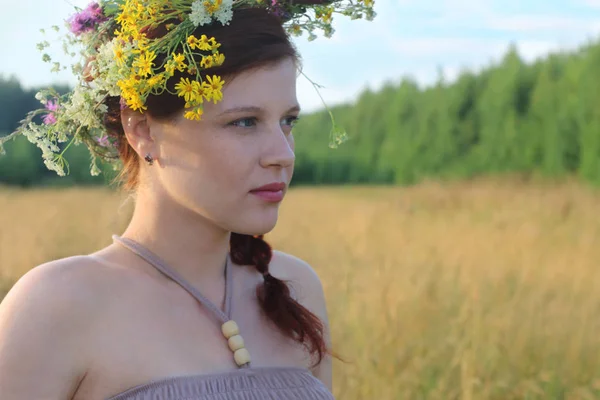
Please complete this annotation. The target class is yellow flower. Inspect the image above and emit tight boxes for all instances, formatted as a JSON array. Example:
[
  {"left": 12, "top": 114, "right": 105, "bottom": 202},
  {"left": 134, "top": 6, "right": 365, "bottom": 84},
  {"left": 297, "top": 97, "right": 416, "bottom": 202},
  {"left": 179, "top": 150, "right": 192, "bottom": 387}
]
[
  {"left": 206, "top": 75, "right": 224, "bottom": 92},
  {"left": 203, "top": 0, "right": 222, "bottom": 15},
  {"left": 211, "top": 89, "right": 223, "bottom": 104},
  {"left": 200, "top": 55, "right": 214, "bottom": 69},
  {"left": 187, "top": 35, "right": 199, "bottom": 50},
  {"left": 147, "top": 73, "right": 165, "bottom": 88},
  {"left": 184, "top": 107, "right": 204, "bottom": 121},
  {"left": 213, "top": 52, "right": 225, "bottom": 66},
  {"left": 186, "top": 85, "right": 206, "bottom": 107},
  {"left": 164, "top": 61, "right": 176, "bottom": 77},
  {"left": 201, "top": 81, "right": 213, "bottom": 102},
  {"left": 133, "top": 51, "right": 156, "bottom": 77},
  {"left": 135, "top": 3, "right": 145, "bottom": 15},
  {"left": 115, "top": 7, "right": 135, "bottom": 28},
  {"left": 198, "top": 35, "right": 213, "bottom": 51},
  {"left": 175, "top": 77, "right": 202, "bottom": 104},
  {"left": 128, "top": 94, "right": 147, "bottom": 111},
  {"left": 134, "top": 37, "right": 150, "bottom": 53},
  {"left": 205, "top": 75, "right": 224, "bottom": 104},
  {"left": 131, "top": 29, "right": 146, "bottom": 43},
  {"left": 208, "top": 37, "right": 221, "bottom": 51},
  {"left": 114, "top": 44, "right": 126, "bottom": 66},
  {"left": 117, "top": 75, "right": 138, "bottom": 95},
  {"left": 172, "top": 53, "right": 187, "bottom": 72}
]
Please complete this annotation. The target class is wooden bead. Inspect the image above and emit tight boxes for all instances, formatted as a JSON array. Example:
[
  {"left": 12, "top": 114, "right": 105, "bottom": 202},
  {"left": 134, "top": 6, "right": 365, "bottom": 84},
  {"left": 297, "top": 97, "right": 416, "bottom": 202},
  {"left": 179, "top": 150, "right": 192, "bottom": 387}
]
[
  {"left": 233, "top": 348, "right": 251, "bottom": 366},
  {"left": 228, "top": 334, "right": 245, "bottom": 352},
  {"left": 221, "top": 320, "right": 239, "bottom": 339}
]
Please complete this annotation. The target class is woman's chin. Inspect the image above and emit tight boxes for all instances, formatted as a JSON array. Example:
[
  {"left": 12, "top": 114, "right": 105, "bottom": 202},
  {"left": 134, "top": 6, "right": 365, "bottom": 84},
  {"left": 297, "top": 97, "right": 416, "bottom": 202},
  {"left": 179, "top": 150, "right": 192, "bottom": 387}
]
[{"left": 235, "top": 215, "right": 278, "bottom": 236}]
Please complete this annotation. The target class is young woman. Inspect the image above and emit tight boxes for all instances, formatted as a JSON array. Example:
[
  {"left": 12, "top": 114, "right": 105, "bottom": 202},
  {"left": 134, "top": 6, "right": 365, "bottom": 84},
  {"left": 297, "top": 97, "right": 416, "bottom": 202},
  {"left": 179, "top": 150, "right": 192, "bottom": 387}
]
[{"left": 0, "top": 1, "right": 375, "bottom": 399}]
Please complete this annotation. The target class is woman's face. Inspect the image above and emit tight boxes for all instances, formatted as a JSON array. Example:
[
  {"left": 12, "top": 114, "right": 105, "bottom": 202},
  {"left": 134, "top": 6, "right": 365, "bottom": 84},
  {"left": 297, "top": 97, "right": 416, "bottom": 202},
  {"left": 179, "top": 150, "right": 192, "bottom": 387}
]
[{"left": 144, "top": 57, "right": 298, "bottom": 235}]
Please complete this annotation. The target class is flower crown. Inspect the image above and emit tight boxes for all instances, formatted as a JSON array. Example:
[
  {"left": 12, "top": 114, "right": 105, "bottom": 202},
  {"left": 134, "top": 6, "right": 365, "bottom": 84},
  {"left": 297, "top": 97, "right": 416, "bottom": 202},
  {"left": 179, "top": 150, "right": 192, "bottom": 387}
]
[{"left": 0, "top": 0, "right": 375, "bottom": 177}]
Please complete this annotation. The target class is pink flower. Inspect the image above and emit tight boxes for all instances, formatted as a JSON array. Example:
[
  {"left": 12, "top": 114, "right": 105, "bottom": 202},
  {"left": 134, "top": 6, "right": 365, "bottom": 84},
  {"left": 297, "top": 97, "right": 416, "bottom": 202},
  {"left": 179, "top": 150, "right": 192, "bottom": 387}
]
[
  {"left": 46, "top": 100, "right": 59, "bottom": 112},
  {"left": 68, "top": 2, "right": 107, "bottom": 36},
  {"left": 42, "top": 114, "right": 57, "bottom": 125},
  {"left": 43, "top": 100, "right": 59, "bottom": 125},
  {"left": 96, "top": 134, "right": 110, "bottom": 147}
]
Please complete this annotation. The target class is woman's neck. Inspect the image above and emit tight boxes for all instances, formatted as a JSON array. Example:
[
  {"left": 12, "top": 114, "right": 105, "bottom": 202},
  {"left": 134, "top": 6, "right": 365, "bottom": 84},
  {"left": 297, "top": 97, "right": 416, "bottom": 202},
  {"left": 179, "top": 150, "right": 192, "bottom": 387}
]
[{"left": 119, "top": 188, "right": 231, "bottom": 289}]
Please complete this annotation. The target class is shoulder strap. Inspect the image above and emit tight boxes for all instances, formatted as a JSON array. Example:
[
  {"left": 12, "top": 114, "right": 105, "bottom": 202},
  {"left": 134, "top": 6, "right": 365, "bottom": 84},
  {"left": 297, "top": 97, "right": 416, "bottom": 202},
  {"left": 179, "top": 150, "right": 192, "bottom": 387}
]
[{"left": 111, "top": 235, "right": 233, "bottom": 324}]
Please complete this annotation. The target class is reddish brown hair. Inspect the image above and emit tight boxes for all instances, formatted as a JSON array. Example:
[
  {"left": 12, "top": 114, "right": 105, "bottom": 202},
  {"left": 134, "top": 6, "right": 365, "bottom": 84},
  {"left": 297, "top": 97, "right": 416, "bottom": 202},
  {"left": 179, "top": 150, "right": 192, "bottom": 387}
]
[{"left": 102, "top": 7, "right": 328, "bottom": 366}]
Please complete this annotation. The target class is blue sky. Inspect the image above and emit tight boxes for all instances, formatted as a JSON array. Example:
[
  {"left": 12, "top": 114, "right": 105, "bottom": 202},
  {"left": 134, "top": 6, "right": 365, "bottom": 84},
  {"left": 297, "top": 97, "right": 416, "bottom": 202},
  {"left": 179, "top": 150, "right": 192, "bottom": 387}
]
[{"left": 1, "top": 0, "right": 600, "bottom": 112}]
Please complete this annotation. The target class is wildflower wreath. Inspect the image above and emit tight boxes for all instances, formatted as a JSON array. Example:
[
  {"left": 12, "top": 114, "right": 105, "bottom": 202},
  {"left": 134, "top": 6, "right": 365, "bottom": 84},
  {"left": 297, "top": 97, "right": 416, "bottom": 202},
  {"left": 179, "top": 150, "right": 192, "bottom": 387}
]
[{"left": 0, "top": 0, "right": 376, "bottom": 177}]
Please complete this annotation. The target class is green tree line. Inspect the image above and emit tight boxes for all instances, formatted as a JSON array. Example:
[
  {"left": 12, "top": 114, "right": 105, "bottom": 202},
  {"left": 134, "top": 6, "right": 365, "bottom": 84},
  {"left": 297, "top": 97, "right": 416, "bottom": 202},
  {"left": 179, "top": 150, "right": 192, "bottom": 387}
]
[
  {"left": 293, "top": 40, "right": 600, "bottom": 186},
  {"left": 2, "top": 39, "right": 600, "bottom": 187}
]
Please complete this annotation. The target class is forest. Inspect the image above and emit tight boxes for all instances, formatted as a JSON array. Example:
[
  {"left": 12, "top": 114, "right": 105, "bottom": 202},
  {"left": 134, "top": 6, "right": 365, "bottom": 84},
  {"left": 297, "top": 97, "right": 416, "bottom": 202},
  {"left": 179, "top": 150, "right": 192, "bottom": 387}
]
[{"left": 1, "top": 39, "right": 600, "bottom": 187}]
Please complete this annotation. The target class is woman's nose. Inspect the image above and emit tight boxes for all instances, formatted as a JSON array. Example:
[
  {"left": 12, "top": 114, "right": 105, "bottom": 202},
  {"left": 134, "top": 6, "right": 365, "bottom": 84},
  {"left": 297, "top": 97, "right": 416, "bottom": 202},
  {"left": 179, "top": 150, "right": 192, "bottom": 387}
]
[{"left": 259, "top": 125, "right": 295, "bottom": 168}]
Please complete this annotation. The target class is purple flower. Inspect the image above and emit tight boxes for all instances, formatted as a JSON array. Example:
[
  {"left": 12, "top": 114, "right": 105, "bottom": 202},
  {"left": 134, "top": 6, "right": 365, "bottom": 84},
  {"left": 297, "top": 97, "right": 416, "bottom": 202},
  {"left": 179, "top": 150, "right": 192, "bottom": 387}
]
[
  {"left": 68, "top": 2, "right": 107, "bottom": 36},
  {"left": 42, "top": 114, "right": 57, "bottom": 125},
  {"left": 43, "top": 100, "right": 59, "bottom": 125},
  {"left": 119, "top": 97, "right": 127, "bottom": 110},
  {"left": 96, "top": 134, "right": 110, "bottom": 147},
  {"left": 46, "top": 100, "right": 59, "bottom": 112},
  {"left": 270, "top": 4, "right": 290, "bottom": 19}
]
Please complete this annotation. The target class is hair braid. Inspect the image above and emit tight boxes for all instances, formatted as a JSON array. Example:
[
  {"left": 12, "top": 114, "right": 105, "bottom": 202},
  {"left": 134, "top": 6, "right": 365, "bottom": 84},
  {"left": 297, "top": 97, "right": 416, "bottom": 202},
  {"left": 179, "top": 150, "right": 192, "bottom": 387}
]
[{"left": 229, "top": 232, "right": 327, "bottom": 366}]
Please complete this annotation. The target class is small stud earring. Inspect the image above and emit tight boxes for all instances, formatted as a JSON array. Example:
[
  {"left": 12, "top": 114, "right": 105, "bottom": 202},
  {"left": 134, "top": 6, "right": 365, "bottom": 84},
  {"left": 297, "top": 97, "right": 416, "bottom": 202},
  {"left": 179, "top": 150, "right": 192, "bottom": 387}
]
[{"left": 144, "top": 153, "right": 154, "bottom": 165}]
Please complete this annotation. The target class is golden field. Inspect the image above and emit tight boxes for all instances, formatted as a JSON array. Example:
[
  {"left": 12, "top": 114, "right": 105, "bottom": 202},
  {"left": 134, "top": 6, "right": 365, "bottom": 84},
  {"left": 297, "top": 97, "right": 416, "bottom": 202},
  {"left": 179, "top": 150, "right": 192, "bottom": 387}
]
[{"left": 2, "top": 178, "right": 600, "bottom": 399}]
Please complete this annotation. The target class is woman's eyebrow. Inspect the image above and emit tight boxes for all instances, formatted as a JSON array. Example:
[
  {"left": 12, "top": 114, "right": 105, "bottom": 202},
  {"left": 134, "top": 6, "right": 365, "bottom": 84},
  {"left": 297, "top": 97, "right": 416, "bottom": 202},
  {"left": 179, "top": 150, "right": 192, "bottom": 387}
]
[{"left": 217, "top": 104, "right": 301, "bottom": 117}]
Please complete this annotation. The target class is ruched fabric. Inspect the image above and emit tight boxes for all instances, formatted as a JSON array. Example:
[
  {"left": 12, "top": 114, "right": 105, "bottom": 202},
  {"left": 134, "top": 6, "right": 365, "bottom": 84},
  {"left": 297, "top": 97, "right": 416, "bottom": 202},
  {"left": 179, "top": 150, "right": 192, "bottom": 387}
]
[{"left": 106, "top": 366, "right": 334, "bottom": 400}]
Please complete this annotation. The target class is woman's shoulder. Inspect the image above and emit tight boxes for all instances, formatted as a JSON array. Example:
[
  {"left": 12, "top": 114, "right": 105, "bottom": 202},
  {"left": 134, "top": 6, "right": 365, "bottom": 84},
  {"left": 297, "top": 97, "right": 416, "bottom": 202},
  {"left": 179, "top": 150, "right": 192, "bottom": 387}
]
[
  {"left": 0, "top": 255, "right": 121, "bottom": 398},
  {"left": 1, "top": 253, "right": 136, "bottom": 327},
  {"left": 270, "top": 251, "right": 323, "bottom": 288},
  {"left": 4, "top": 255, "right": 109, "bottom": 312},
  {"left": 269, "top": 250, "right": 328, "bottom": 310}
]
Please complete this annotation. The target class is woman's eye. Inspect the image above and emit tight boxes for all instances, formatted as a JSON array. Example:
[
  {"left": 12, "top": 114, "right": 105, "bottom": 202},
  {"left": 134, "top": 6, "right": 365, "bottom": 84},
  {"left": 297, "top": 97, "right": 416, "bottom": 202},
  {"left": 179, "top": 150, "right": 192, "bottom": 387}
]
[
  {"left": 229, "top": 117, "right": 257, "bottom": 128},
  {"left": 282, "top": 116, "right": 300, "bottom": 127},
  {"left": 228, "top": 116, "right": 299, "bottom": 129}
]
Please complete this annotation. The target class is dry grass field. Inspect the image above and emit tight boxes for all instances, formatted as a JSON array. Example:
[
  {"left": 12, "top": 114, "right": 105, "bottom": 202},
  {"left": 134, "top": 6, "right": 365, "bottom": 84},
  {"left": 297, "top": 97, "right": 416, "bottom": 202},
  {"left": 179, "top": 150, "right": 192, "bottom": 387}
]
[{"left": 1, "top": 178, "right": 600, "bottom": 399}]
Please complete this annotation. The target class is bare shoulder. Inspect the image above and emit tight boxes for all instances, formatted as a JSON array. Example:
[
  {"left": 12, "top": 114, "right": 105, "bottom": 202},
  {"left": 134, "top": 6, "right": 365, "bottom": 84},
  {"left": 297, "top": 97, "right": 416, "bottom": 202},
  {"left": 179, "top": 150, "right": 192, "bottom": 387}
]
[
  {"left": 3, "top": 254, "right": 122, "bottom": 317},
  {"left": 0, "top": 255, "right": 119, "bottom": 399},
  {"left": 269, "top": 251, "right": 332, "bottom": 388},
  {"left": 269, "top": 250, "right": 325, "bottom": 301},
  {"left": 1, "top": 255, "right": 107, "bottom": 331}
]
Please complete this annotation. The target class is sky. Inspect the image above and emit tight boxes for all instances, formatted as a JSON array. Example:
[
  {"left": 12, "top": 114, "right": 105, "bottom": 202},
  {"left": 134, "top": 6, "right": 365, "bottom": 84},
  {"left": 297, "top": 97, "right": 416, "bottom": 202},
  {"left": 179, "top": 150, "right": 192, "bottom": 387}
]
[{"left": 1, "top": 0, "right": 600, "bottom": 112}]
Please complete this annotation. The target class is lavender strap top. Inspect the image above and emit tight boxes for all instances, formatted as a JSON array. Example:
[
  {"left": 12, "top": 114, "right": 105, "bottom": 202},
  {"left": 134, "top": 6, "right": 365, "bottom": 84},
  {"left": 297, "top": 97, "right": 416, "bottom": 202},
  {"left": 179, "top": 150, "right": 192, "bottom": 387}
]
[{"left": 108, "top": 235, "right": 334, "bottom": 400}]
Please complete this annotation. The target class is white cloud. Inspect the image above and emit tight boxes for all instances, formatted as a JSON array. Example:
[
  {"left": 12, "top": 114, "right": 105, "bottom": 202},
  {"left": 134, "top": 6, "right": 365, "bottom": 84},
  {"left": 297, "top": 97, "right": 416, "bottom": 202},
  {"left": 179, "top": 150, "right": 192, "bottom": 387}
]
[
  {"left": 580, "top": 0, "right": 600, "bottom": 8},
  {"left": 484, "top": 14, "right": 600, "bottom": 35},
  {"left": 390, "top": 37, "right": 569, "bottom": 62}
]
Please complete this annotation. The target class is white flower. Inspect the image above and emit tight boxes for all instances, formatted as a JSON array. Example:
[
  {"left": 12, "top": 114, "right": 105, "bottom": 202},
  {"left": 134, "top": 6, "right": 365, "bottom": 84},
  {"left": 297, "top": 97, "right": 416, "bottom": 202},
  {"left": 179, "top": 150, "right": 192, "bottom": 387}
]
[
  {"left": 91, "top": 40, "right": 127, "bottom": 96},
  {"left": 190, "top": 0, "right": 212, "bottom": 27},
  {"left": 44, "top": 158, "right": 66, "bottom": 176},
  {"left": 215, "top": 0, "right": 233, "bottom": 25},
  {"left": 21, "top": 122, "right": 65, "bottom": 175},
  {"left": 63, "top": 85, "right": 103, "bottom": 129},
  {"left": 90, "top": 160, "right": 101, "bottom": 176}
]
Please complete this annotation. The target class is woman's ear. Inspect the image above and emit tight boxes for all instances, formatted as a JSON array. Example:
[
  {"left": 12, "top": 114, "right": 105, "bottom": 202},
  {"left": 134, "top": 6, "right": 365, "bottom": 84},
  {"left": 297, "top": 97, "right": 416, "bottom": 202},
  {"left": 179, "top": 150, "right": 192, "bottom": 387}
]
[{"left": 120, "top": 108, "right": 154, "bottom": 159}]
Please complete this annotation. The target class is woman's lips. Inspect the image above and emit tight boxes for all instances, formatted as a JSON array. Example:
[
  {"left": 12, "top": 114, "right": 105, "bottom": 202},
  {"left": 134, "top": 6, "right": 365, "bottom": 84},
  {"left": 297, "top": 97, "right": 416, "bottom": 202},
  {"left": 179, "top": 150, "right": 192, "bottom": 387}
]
[{"left": 250, "top": 189, "right": 284, "bottom": 202}]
